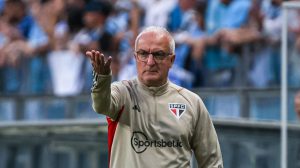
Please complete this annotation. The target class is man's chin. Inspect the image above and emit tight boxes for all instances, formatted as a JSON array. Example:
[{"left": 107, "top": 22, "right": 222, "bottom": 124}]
[
  {"left": 144, "top": 76, "right": 158, "bottom": 82},
  {"left": 142, "top": 76, "right": 161, "bottom": 86},
  {"left": 144, "top": 71, "right": 158, "bottom": 75}
]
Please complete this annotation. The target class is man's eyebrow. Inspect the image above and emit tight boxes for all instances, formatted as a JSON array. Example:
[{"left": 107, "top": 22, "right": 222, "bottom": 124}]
[
  {"left": 136, "top": 49, "right": 170, "bottom": 53},
  {"left": 136, "top": 49, "right": 147, "bottom": 52}
]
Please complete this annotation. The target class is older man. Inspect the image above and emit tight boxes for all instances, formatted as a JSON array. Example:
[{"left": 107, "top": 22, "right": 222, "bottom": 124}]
[{"left": 86, "top": 26, "right": 223, "bottom": 168}]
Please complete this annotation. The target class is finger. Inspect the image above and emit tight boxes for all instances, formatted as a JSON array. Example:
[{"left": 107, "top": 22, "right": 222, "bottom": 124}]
[
  {"left": 87, "top": 50, "right": 94, "bottom": 62},
  {"left": 96, "top": 52, "right": 106, "bottom": 74},
  {"left": 95, "top": 51, "right": 102, "bottom": 67},
  {"left": 100, "top": 53, "right": 105, "bottom": 66},
  {"left": 104, "top": 56, "right": 112, "bottom": 74},
  {"left": 87, "top": 50, "right": 96, "bottom": 68},
  {"left": 98, "top": 53, "right": 105, "bottom": 72},
  {"left": 93, "top": 50, "right": 100, "bottom": 63},
  {"left": 104, "top": 56, "right": 112, "bottom": 68},
  {"left": 91, "top": 50, "right": 97, "bottom": 62},
  {"left": 86, "top": 50, "right": 92, "bottom": 58}
]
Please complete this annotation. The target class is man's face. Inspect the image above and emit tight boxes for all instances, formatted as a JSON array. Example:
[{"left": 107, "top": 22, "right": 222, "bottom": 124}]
[{"left": 135, "top": 32, "right": 175, "bottom": 87}]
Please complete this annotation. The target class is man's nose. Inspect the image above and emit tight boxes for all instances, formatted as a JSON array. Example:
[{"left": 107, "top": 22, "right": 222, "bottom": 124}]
[{"left": 146, "top": 54, "right": 156, "bottom": 65}]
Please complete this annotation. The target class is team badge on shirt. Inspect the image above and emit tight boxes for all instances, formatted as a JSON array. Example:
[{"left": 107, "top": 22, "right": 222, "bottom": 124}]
[{"left": 168, "top": 103, "right": 186, "bottom": 119}]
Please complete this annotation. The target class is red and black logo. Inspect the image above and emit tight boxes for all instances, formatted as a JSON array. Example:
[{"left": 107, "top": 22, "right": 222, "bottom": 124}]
[{"left": 168, "top": 103, "right": 186, "bottom": 119}]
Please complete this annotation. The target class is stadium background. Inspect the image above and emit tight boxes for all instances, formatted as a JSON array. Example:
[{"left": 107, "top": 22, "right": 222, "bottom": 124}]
[{"left": 1, "top": 0, "right": 300, "bottom": 167}]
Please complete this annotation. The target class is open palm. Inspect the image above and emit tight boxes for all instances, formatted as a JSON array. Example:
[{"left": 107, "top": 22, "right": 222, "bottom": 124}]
[{"left": 86, "top": 50, "right": 112, "bottom": 75}]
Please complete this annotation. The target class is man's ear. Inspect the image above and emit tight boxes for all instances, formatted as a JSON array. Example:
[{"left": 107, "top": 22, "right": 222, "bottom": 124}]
[{"left": 170, "top": 54, "right": 176, "bottom": 65}]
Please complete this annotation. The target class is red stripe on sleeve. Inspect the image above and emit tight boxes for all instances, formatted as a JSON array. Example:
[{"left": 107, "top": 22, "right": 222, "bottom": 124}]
[{"left": 106, "top": 105, "right": 125, "bottom": 168}]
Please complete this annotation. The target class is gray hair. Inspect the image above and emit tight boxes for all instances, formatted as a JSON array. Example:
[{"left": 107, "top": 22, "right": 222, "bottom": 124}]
[{"left": 134, "top": 26, "right": 175, "bottom": 54}]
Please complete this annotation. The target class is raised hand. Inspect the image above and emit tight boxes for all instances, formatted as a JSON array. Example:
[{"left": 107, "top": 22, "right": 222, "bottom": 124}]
[{"left": 86, "top": 50, "right": 112, "bottom": 75}]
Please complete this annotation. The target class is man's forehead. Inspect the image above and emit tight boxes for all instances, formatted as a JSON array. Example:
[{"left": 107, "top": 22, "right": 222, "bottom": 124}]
[
  {"left": 137, "top": 36, "right": 169, "bottom": 51},
  {"left": 139, "top": 31, "right": 167, "bottom": 39}
]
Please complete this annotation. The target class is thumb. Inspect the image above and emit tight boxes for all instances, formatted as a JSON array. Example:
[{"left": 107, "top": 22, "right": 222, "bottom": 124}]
[
  {"left": 105, "top": 56, "right": 112, "bottom": 67},
  {"left": 104, "top": 56, "right": 112, "bottom": 73}
]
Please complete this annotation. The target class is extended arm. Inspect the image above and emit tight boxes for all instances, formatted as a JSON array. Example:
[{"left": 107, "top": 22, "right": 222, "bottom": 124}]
[{"left": 87, "top": 50, "right": 122, "bottom": 119}]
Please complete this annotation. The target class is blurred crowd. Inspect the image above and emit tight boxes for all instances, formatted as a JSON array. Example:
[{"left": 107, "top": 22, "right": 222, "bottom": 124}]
[{"left": 0, "top": 0, "right": 300, "bottom": 96}]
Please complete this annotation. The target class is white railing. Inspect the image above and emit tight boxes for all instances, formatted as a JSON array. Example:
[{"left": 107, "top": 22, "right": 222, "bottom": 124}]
[{"left": 281, "top": 2, "right": 300, "bottom": 168}]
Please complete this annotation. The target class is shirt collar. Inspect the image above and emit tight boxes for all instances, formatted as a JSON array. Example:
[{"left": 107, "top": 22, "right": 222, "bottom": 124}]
[{"left": 136, "top": 78, "right": 169, "bottom": 96}]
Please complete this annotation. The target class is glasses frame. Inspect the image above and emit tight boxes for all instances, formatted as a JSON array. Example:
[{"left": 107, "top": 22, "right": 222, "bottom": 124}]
[{"left": 135, "top": 50, "right": 173, "bottom": 63}]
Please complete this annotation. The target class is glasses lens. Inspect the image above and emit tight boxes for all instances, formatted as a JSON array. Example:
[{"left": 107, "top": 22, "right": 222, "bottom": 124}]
[
  {"left": 136, "top": 50, "right": 171, "bottom": 62},
  {"left": 152, "top": 51, "right": 168, "bottom": 61},
  {"left": 136, "top": 51, "right": 148, "bottom": 61}
]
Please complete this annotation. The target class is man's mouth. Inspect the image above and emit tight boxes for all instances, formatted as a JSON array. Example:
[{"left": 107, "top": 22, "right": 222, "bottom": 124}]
[{"left": 145, "top": 69, "right": 158, "bottom": 73}]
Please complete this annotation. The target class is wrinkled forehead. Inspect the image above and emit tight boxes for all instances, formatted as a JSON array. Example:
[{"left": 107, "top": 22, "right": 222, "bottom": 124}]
[
  {"left": 136, "top": 32, "right": 170, "bottom": 49},
  {"left": 139, "top": 31, "right": 167, "bottom": 41}
]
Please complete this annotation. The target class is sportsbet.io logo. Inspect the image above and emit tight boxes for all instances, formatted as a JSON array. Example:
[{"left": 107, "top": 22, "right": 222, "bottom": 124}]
[
  {"left": 131, "top": 131, "right": 183, "bottom": 153},
  {"left": 131, "top": 131, "right": 148, "bottom": 153}
]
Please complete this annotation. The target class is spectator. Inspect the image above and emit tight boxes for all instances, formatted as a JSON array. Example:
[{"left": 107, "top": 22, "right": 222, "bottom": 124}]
[
  {"left": 171, "top": 1, "right": 208, "bottom": 87},
  {"left": 204, "top": 0, "right": 251, "bottom": 87},
  {"left": 167, "top": 0, "right": 196, "bottom": 32},
  {"left": 216, "top": 0, "right": 273, "bottom": 87},
  {"left": 72, "top": 0, "right": 114, "bottom": 91},
  {"left": 113, "top": 0, "right": 141, "bottom": 82},
  {"left": 167, "top": 0, "right": 197, "bottom": 62},
  {"left": 140, "top": 0, "right": 177, "bottom": 27},
  {"left": 295, "top": 91, "right": 300, "bottom": 120},
  {"left": 167, "top": 0, "right": 197, "bottom": 69},
  {"left": 47, "top": 5, "right": 86, "bottom": 96},
  {"left": 0, "top": 0, "right": 49, "bottom": 93},
  {"left": 75, "top": 0, "right": 113, "bottom": 52},
  {"left": 245, "top": 0, "right": 297, "bottom": 87},
  {"left": 161, "top": 0, "right": 199, "bottom": 88},
  {"left": 28, "top": 0, "right": 65, "bottom": 41},
  {"left": 288, "top": 9, "right": 300, "bottom": 87},
  {"left": 247, "top": 0, "right": 282, "bottom": 87}
]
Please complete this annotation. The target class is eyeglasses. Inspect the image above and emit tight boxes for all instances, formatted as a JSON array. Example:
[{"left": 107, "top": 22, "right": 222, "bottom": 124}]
[{"left": 135, "top": 50, "right": 172, "bottom": 63}]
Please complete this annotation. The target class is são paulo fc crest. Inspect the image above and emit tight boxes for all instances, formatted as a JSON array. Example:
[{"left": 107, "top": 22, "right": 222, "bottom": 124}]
[{"left": 168, "top": 103, "right": 186, "bottom": 119}]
